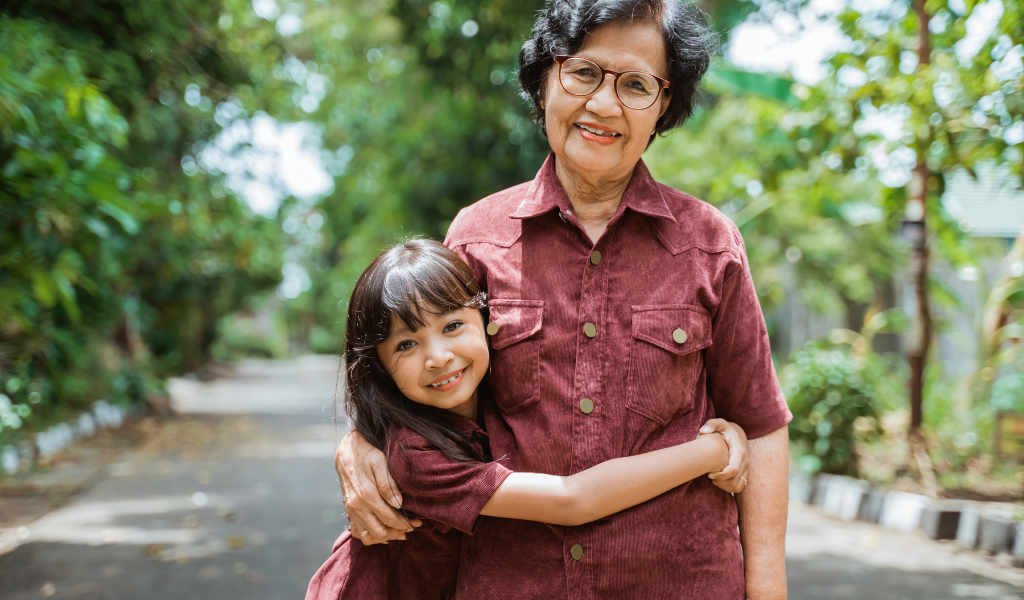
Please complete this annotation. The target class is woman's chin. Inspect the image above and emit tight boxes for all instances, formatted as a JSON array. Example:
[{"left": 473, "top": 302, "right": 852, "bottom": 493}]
[{"left": 559, "top": 141, "right": 624, "bottom": 175}]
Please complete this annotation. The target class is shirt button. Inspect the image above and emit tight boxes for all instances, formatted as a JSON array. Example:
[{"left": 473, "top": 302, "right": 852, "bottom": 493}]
[
  {"left": 590, "top": 250, "right": 602, "bottom": 265},
  {"left": 584, "top": 323, "right": 597, "bottom": 338},
  {"left": 558, "top": 211, "right": 569, "bottom": 223},
  {"left": 487, "top": 322, "right": 500, "bottom": 336},
  {"left": 570, "top": 544, "right": 584, "bottom": 560},
  {"left": 580, "top": 398, "right": 594, "bottom": 414},
  {"left": 673, "top": 328, "right": 687, "bottom": 344}
]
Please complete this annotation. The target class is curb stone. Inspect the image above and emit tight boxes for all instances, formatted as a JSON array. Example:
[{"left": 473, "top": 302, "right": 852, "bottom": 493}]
[{"left": 790, "top": 472, "right": 1024, "bottom": 550}]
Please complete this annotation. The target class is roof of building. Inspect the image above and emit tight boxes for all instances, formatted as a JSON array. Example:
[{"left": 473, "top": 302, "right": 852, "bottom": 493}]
[{"left": 942, "top": 162, "right": 1024, "bottom": 239}]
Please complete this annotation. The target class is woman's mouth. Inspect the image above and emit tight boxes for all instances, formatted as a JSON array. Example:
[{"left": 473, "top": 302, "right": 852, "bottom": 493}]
[
  {"left": 428, "top": 367, "right": 467, "bottom": 391},
  {"left": 575, "top": 123, "right": 620, "bottom": 144}
]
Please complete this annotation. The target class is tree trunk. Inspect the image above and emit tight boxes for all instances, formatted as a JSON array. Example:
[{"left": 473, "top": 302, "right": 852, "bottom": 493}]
[{"left": 907, "top": 0, "right": 938, "bottom": 496}]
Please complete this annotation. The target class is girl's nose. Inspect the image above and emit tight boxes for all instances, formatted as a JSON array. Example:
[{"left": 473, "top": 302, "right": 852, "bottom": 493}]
[{"left": 423, "top": 339, "right": 454, "bottom": 370}]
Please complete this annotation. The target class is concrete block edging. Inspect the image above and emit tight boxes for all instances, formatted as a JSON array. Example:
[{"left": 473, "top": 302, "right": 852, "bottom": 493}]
[{"left": 790, "top": 472, "right": 1024, "bottom": 557}]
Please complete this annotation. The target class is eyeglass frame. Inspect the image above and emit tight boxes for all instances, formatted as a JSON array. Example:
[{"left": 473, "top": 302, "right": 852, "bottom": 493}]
[{"left": 554, "top": 55, "right": 670, "bottom": 110}]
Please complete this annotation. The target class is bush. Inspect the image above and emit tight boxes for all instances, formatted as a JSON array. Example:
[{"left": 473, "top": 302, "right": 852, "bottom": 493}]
[{"left": 781, "top": 338, "right": 899, "bottom": 476}]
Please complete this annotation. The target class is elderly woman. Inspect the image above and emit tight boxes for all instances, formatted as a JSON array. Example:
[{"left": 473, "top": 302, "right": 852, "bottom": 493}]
[{"left": 335, "top": 0, "right": 791, "bottom": 598}]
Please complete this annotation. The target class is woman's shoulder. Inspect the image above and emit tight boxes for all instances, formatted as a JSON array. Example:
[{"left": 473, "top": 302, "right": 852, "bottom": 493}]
[
  {"left": 444, "top": 181, "right": 534, "bottom": 249},
  {"left": 650, "top": 181, "right": 746, "bottom": 257}
]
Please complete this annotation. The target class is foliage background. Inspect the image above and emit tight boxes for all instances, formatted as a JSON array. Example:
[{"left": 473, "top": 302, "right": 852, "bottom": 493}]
[{"left": 2, "top": 0, "right": 1024, "bottom": 490}]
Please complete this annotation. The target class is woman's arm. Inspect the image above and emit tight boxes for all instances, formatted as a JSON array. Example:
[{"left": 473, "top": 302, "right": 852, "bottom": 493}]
[{"left": 479, "top": 433, "right": 728, "bottom": 526}]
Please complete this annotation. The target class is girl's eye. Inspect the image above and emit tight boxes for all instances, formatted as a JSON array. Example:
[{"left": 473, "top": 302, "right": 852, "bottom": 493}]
[
  {"left": 396, "top": 340, "right": 416, "bottom": 352},
  {"left": 444, "top": 320, "right": 464, "bottom": 333}
]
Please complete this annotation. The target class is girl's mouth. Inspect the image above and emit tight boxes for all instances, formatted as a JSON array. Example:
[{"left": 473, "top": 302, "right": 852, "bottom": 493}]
[{"left": 428, "top": 367, "right": 467, "bottom": 391}]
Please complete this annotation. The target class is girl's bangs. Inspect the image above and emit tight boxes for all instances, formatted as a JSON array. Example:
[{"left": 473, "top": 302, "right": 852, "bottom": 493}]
[{"left": 379, "top": 255, "right": 480, "bottom": 333}]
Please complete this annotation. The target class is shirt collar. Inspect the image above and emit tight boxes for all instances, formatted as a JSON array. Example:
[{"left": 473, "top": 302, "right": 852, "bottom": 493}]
[{"left": 510, "top": 153, "right": 677, "bottom": 224}]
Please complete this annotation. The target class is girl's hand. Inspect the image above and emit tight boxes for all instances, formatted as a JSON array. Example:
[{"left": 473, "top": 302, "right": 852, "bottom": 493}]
[{"left": 698, "top": 419, "right": 749, "bottom": 494}]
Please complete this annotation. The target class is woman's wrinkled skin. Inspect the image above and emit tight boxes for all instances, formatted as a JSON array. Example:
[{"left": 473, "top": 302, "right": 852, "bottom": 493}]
[{"left": 542, "top": 21, "right": 669, "bottom": 242}]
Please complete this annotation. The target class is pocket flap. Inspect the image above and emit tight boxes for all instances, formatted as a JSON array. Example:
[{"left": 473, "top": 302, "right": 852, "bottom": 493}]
[
  {"left": 631, "top": 304, "right": 712, "bottom": 355},
  {"left": 488, "top": 299, "right": 544, "bottom": 350}
]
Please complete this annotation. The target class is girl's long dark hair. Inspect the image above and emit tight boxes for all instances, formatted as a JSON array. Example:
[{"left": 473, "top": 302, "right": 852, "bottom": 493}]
[{"left": 344, "top": 238, "right": 487, "bottom": 463}]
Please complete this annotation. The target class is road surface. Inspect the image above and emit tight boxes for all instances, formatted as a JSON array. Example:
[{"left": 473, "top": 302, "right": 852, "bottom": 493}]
[{"left": 1, "top": 356, "right": 1022, "bottom": 599}]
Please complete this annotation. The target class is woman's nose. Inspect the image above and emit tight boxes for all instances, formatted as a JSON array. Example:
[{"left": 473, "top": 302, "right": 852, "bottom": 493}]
[{"left": 585, "top": 73, "right": 623, "bottom": 117}]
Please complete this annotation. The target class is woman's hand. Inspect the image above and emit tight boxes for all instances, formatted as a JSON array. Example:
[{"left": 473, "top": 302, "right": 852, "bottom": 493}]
[
  {"left": 335, "top": 430, "right": 421, "bottom": 545},
  {"left": 698, "top": 419, "right": 749, "bottom": 494}
]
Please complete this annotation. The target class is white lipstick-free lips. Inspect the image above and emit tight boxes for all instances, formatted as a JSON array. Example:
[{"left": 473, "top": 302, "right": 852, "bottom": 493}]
[{"left": 428, "top": 367, "right": 466, "bottom": 391}]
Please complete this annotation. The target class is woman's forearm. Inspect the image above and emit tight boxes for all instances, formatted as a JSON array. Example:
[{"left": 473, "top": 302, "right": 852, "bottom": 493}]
[
  {"left": 738, "top": 426, "right": 789, "bottom": 600},
  {"left": 479, "top": 434, "right": 728, "bottom": 525}
]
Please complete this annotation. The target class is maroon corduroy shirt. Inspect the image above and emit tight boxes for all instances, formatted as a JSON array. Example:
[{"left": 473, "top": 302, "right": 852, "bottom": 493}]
[
  {"left": 443, "top": 153, "right": 792, "bottom": 599},
  {"left": 305, "top": 410, "right": 511, "bottom": 600}
]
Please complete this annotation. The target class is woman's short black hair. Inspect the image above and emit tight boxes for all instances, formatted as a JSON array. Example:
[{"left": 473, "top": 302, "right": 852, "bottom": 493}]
[{"left": 518, "top": 0, "right": 719, "bottom": 140}]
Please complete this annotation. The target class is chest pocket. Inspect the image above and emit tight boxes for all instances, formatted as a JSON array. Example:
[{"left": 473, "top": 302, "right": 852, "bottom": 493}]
[
  {"left": 626, "top": 305, "right": 713, "bottom": 426},
  {"left": 487, "top": 299, "right": 544, "bottom": 414}
]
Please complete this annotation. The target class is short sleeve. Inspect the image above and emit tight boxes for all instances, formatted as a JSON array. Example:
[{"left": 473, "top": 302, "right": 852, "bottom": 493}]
[
  {"left": 388, "top": 436, "right": 512, "bottom": 535},
  {"left": 705, "top": 243, "right": 792, "bottom": 439}
]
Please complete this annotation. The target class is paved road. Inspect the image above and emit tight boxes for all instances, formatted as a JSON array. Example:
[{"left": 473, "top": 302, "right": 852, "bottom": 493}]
[
  {"left": 2, "top": 356, "right": 1023, "bottom": 599},
  {"left": 0, "top": 356, "right": 345, "bottom": 600}
]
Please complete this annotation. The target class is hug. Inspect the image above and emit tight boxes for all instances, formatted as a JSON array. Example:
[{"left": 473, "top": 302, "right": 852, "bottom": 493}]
[{"left": 312, "top": 0, "right": 792, "bottom": 598}]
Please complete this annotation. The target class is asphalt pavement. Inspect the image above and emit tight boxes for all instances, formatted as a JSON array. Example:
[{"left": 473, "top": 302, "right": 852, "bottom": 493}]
[{"left": 1, "top": 355, "right": 1023, "bottom": 599}]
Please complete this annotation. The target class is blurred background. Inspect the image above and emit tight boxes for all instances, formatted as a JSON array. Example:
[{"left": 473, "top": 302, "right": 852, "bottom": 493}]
[{"left": 1, "top": 0, "right": 1024, "bottom": 598}]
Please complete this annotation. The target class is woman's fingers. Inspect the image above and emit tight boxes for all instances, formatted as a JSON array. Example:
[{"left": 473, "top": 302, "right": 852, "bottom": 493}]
[
  {"left": 335, "top": 431, "right": 417, "bottom": 545},
  {"left": 350, "top": 512, "right": 401, "bottom": 545}
]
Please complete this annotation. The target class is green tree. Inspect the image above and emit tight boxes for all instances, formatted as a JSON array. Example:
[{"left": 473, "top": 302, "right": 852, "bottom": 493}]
[{"left": 0, "top": 1, "right": 290, "bottom": 440}]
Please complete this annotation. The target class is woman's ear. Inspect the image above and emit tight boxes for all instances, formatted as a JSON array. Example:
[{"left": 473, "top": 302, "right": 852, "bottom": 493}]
[{"left": 657, "top": 89, "right": 671, "bottom": 120}]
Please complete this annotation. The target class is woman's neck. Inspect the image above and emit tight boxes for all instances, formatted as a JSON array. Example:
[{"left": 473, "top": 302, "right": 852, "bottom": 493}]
[{"left": 554, "top": 157, "right": 633, "bottom": 244}]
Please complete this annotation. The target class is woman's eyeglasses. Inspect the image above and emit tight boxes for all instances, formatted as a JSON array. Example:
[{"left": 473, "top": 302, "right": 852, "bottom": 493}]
[{"left": 555, "top": 55, "right": 669, "bottom": 110}]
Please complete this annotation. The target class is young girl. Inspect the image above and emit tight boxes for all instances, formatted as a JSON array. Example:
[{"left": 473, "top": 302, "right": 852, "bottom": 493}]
[{"left": 306, "top": 239, "right": 746, "bottom": 600}]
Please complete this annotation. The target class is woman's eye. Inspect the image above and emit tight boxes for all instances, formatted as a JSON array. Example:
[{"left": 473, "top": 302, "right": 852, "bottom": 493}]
[
  {"left": 444, "top": 320, "right": 464, "bottom": 333},
  {"left": 396, "top": 340, "right": 415, "bottom": 352},
  {"left": 626, "top": 79, "right": 650, "bottom": 93}
]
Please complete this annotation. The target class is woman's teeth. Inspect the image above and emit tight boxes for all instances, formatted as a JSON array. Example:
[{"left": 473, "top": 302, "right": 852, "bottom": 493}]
[
  {"left": 430, "top": 371, "right": 461, "bottom": 387},
  {"left": 577, "top": 124, "right": 620, "bottom": 137}
]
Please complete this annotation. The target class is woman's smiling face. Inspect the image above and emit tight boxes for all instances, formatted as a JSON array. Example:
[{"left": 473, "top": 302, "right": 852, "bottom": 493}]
[
  {"left": 376, "top": 306, "right": 489, "bottom": 419},
  {"left": 541, "top": 20, "right": 670, "bottom": 182}
]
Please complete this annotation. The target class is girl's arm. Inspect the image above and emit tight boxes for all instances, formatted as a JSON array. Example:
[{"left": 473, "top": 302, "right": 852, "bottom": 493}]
[{"left": 479, "top": 432, "right": 728, "bottom": 526}]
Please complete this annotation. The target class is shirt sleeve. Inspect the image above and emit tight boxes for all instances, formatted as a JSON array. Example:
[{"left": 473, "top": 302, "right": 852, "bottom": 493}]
[
  {"left": 705, "top": 241, "right": 792, "bottom": 440},
  {"left": 388, "top": 436, "right": 513, "bottom": 535}
]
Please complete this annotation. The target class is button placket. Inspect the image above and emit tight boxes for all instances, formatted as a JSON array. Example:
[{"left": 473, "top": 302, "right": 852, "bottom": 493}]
[{"left": 569, "top": 228, "right": 609, "bottom": 600}]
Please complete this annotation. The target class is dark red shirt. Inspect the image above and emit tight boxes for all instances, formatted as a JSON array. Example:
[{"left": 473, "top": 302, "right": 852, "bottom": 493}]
[
  {"left": 444, "top": 154, "right": 792, "bottom": 599},
  {"left": 305, "top": 411, "right": 512, "bottom": 600}
]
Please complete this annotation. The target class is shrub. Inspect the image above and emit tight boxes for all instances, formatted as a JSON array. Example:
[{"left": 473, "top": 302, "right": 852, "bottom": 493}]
[{"left": 781, "top": 338, "right": 898, "bottom": 476}]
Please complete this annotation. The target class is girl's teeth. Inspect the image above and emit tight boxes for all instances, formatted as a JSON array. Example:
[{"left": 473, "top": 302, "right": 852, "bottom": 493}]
[{"left": 431, "top": 372, "right": 459, "bottom": 387}]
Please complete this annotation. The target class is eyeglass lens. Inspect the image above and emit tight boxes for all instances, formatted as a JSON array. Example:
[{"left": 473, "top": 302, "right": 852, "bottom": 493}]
[{"left": 559, "top": 57, "right": 661, "bottom": 110}]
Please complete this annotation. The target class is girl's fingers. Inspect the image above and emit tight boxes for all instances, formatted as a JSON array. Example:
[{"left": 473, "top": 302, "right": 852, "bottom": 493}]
[
  {"left": 698, "top": 418, "right": 729, "bottom": 434},
  {"left": 715, "top": 464, "right": 740, "bottom": 479},
  {"left": 709, "top": 473, "right": 746, "bottom": 494}
]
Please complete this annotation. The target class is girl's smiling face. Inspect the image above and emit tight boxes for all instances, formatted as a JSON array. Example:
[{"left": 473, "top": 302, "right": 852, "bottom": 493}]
[{"left": 376, "top": 306, "right": 489, "bottom": 419}]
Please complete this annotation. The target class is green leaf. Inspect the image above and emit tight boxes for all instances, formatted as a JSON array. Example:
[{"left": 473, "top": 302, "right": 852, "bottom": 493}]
[
  {"left": 705, "top": 68, "right": 799, "bottom": 106},
  {"left": 30, "top": 270, "right": 56, "bottom": 308}
]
